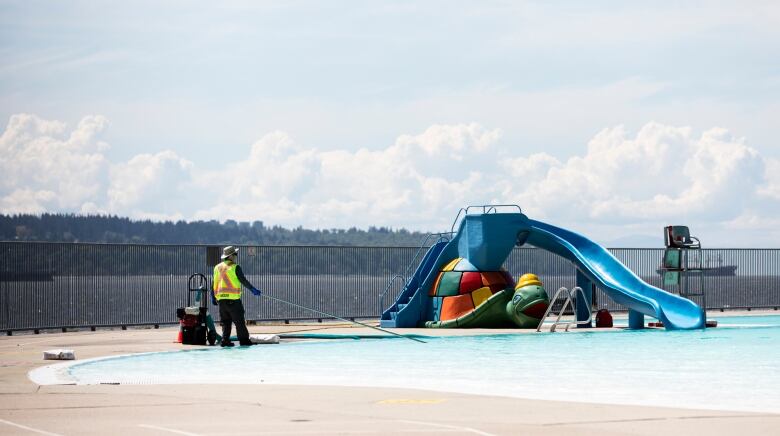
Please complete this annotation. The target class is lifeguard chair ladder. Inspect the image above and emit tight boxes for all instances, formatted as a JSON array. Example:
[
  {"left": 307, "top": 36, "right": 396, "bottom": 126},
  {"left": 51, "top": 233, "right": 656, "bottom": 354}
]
[{"left": 660, "top": 225, "right": 707, "bottom": 320}]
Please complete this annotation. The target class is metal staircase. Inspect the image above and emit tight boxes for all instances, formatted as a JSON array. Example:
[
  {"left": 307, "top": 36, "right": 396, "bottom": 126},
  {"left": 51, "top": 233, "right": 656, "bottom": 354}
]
[{"left": 379, "top": 233, "right": 451, "bottom": 327}]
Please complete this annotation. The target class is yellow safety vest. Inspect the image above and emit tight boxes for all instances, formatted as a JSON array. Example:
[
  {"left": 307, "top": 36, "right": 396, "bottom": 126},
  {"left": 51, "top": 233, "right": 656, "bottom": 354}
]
[{"left": 213, "top": 261, "right": 242, "bottom": 301}]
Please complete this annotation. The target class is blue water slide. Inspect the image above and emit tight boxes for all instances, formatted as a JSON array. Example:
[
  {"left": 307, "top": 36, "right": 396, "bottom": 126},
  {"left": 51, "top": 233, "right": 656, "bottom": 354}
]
[
  {"left": 381, "top": 210, "right": 705, "bottom": 330},
  {"left": 526, "top": 219, "right": 705, "bottom": 330}
]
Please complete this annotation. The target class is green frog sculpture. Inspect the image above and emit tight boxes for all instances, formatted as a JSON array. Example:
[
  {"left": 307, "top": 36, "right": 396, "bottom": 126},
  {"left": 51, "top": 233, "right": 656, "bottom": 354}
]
[{"left": 424, "top": 257, "right": 550, "bottom": 328}]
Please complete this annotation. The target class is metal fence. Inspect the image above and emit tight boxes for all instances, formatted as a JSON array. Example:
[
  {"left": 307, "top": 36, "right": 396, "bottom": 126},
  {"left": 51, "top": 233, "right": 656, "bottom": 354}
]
[
  {"left": 505, "top": 248, "right": 780, "bottom": 313},
  {"left": 1, "top": 242, "right": 778, "bottom": 332}
]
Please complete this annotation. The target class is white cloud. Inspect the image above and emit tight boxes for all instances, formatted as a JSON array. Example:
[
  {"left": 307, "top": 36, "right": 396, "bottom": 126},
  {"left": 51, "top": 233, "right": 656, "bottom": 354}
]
[
  {"left": 107, "top": 150, "right": 194, "bottom": 213},
  {"left": 397, "top": 123, "right": 502, "bottom": 159},
  {"left": 0, "top": 114, "right": 196, "bottom": 219},
  {"left": 0, "top": 188, "right": 56, "bottom": 214},
  {"left": 194, "top": 123, "right": 502, "bottom": 229},
  {"left": 759, "top": 158, "right": 780, "bottom": 200},
  {"left": 2, "top": 113, "right": 778, "bottom": 246},
  {"left": 0, "top": 113, "right": 111, "bottom": 211},
  {"left": 501, "top": 122, "right": 768, "bottom": 227}
]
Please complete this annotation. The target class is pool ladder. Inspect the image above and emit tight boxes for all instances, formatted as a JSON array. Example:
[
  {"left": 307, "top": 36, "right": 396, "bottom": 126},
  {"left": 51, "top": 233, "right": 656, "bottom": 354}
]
[{"left": 536, "top": 286, "right": 592, "bottom": 332}]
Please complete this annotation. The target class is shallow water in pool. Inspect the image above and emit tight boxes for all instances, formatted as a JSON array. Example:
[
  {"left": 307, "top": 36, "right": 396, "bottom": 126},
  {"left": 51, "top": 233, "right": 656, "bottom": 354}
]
[{"left": 65, "top": 315, "right": 780, "bottom": 413}]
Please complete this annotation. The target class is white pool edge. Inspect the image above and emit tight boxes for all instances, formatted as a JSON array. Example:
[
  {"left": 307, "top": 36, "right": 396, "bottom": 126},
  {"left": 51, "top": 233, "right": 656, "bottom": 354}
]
[{"left": 29, "top": 351, "right": 160, "bottom": 385}]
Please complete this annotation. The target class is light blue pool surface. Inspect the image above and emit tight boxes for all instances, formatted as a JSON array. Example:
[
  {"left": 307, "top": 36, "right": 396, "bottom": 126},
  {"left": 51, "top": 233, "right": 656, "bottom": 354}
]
[{"left": 64, "top": 315, "right": 780, "bottom": 413}]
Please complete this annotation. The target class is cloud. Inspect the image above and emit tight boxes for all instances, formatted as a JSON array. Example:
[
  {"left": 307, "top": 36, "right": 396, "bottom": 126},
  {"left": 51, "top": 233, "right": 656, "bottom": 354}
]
[
  {"left": 0, "top": 113, "right": 111, "bottom": 212},
  {"left": 0, "top": 188, "right": 56, "bottom": 214},
  {"left": 107, "top": 150, "right": 194, "bottom": 215},
  {"left": 1, "top": 113, "right": 778, "bottom": 245},
  {"left": 759, "top": 158, "right": 780, "bottom": 200},
  {"left": 193, "top": 123, "right": 503, "bottom": 229},
  {"left": 500, "top": 123, "right": 767, "bottom": 226},
  {"left": 0, "top": 114, "right": 195, "bottom": 218},
  {"left": 397, "top": 123, "right": 502, "bottom": 159}
]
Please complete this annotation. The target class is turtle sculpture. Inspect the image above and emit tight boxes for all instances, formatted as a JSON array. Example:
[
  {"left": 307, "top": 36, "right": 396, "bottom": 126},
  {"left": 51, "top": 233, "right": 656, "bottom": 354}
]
[{"left": 424, "top": 257, "right": 550, "bottom": 328}]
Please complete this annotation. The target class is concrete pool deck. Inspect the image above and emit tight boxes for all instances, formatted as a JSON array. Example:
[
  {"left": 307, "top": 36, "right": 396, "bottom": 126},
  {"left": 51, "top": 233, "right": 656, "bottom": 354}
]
[{"left": 1, "top": 311, "right": 779, "bottom": 435}]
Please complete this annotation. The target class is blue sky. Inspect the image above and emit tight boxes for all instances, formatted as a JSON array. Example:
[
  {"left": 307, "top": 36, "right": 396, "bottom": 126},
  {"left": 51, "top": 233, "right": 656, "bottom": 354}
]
[{"left": 1, "top": 1, "right": 779, "bottom": 246}]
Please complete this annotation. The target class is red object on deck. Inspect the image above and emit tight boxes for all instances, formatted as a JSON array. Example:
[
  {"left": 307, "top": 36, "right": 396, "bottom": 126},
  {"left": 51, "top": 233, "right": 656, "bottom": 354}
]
[{"left": 595, "top": 309, "right": 613, "bottom": 327}]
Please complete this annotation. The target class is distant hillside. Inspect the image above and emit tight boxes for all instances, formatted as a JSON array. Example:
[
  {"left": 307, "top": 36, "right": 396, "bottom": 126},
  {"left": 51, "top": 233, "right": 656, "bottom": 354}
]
[{"left": 0, "top": 213, "right": 428, "bottom": 246}]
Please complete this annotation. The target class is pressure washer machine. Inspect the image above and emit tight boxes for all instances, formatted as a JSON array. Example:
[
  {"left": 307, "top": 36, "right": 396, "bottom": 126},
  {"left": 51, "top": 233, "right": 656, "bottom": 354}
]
[{"left": 176, "top": 273, "right": 218, "bottom": 346}]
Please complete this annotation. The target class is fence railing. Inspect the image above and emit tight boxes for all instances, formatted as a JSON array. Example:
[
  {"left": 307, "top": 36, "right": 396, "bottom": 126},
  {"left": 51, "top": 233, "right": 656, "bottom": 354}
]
[{"left": 1, "top": 242, "right": 778, "bottom": 332}]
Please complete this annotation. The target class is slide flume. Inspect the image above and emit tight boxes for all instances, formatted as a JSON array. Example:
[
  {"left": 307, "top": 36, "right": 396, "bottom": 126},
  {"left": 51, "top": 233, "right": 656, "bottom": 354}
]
[{"left": 527, "top": 219, "right": 705, "bottom": 330}]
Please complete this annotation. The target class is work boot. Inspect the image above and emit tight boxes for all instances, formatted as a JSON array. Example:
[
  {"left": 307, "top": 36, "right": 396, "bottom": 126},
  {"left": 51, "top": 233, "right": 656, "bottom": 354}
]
[
  {"left": 239, "top": 341, "right": 254, "bottom": 346},
  {"left": 220, "top": 341, "right": 235, "bottom": 348}
]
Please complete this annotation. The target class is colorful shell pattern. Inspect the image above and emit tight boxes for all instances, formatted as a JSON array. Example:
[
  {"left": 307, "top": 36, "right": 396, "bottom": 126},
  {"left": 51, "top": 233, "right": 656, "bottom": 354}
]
[{"left": 428, "top": 257, "right": 515, "bottom": 322}]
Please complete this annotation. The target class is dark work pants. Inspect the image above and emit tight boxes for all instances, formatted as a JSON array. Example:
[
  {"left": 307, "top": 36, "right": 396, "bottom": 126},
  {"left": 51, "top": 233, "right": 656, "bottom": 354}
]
[{"left": 218, "top": 299, "right": 250, "bottom": 345}]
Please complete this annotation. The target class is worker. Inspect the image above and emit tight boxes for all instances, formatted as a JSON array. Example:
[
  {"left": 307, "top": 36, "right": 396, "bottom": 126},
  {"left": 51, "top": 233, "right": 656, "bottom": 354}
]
[{"left": 212, "top": 246, "right": 262, "bottom": 347}]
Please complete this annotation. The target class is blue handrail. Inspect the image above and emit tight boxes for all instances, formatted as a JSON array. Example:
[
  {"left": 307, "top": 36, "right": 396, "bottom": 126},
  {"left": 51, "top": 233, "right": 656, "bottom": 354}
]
[
  {"left": 378, "top": 231, "right": 452, "bottom": 316},
  {"left": 378, "top": 275, "right": 406, "bottom": 316}
]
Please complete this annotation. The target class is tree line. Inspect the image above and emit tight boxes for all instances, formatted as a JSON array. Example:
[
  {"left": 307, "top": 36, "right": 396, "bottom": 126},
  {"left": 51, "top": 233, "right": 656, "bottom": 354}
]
[
  {"left": 0, "top": 214, "right": 574, "bottom": 277},
  {"left": 0, "top": 213, "right": 428, "bottom": 246}
]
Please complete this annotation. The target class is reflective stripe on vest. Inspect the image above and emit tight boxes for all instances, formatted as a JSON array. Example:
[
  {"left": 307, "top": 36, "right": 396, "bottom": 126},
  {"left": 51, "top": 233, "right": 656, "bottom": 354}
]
[{"left": 213, "top": 261, "right": 241, "bottom": 300}]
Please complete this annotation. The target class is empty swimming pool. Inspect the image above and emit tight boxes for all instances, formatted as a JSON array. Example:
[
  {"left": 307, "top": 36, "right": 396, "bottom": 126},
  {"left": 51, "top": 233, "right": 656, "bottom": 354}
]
[{"left": 31, "top": 315, "right": 780, "bottom": 414}]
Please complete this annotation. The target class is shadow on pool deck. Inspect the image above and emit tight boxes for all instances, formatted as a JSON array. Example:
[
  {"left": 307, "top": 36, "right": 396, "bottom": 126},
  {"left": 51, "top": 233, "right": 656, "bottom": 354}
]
[{"left": 1, "top": 312, "right": 778, "bottom": 435}]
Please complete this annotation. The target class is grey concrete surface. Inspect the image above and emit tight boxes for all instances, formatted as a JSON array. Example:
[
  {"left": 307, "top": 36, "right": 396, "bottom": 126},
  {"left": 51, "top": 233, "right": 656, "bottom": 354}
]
[{"left": 1, "top": 315, "right": 778, "bottom": 435}]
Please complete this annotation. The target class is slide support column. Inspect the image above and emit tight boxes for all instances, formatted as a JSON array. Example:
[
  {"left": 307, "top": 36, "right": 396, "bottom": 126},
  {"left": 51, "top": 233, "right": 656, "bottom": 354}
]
[
  {"left": 628, "top": 310, "right": 645, "bottom": 329},
  {"left": 574, "top": 269, "right": 593, "bottom": 328}
]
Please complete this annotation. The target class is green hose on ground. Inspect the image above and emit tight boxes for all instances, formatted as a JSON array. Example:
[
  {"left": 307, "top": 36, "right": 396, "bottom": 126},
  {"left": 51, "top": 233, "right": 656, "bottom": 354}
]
[{"left": 206, "top": 314, "right": 221, "bottom": 343}]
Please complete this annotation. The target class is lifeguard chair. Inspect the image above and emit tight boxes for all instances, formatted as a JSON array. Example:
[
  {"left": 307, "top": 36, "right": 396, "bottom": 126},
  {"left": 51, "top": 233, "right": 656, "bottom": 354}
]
[
  {"left": 660, "top": 225, "right": 706, "bottom": 319},
  {"left": 664, "top": 225, "right": 700, "bottom": 249}
]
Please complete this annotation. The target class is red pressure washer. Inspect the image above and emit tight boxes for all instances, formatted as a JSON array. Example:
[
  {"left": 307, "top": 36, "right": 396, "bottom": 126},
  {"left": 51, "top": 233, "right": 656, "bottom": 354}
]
[{"left": 176, "top": 273, "right": 218, "bottom": 346}]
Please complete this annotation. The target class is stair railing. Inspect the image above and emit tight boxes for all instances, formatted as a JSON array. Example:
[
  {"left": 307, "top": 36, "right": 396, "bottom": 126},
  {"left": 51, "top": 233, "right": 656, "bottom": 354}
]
[
  {"left": 378, "top": 275, "right": 406, "bottom": 317},
  {"left": 449, "top": 204, "right": 523, "bottom": 233},
  {"left": 378, "top": 232, "right": 452, "bottom": 316},
  {"left": 536, "top": 286, "right": 592, "bottom": 332}
]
